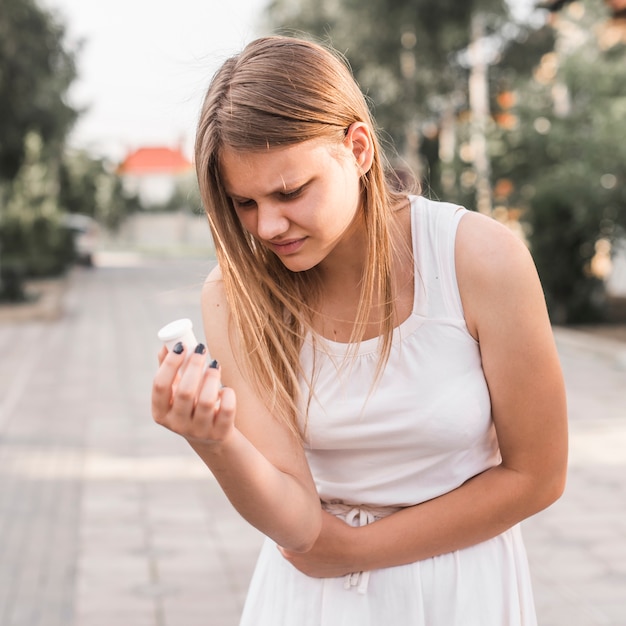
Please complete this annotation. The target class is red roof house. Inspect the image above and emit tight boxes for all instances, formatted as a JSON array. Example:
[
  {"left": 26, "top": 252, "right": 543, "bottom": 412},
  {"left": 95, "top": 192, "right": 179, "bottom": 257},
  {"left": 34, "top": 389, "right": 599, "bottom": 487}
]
[
  {"left": 117, "top": 146, "right": 193, "bottom": 175},
  {"left": 117, "top": 146, "right": 194, "bottom": 207}
]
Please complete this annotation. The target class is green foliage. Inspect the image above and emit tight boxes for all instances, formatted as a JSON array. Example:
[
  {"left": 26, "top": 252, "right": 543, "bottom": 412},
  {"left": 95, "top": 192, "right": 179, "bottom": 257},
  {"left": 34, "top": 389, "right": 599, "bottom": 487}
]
[
  {"left": 0, "top": 133, "right": 141, "bottom": 292},
  {"left": 0, "top": 0, "right": 140, "bottom": 294},
  {"left": 0, "top": 213, "right": 74, "bottom": 278},
  {"left": 494, "top": 1, "right": 626, "bottom": 323},
  {"left": 528, "top": 172, "right": 614, "bottom": 324},
  {"left": 0, "top": 132, "right": 74, "bottom": 280},
  {"left": 59, "top": 151, "right": 142, "bottom": 231},
  {"left": 0, "top": 0, "right": 78, "bottom": 180},
  {"left": 0, "top": 0, "right": 78, "bottom": 293}
]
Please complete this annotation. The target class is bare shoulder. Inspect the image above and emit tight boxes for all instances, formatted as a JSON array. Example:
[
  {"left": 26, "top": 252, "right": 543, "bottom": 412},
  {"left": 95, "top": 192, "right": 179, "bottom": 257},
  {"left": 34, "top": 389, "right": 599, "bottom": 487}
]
[
  {"left": 202, "top": 264, "right": 225, "bottom": 305},
  {"left": 455, "top": 211, "right": 546, "bottom": 340},
  {"left": 456, "top": 211, "right": 534, "bottom": 289},
  {"left": 200, "top": 264, "right": 238, "bottom": 384},
  {"left": 201, "top": 264, "right": 228, "bottom": 328},
  {"left": 200, "top": 265, "right": 283, "bottom": 423}
]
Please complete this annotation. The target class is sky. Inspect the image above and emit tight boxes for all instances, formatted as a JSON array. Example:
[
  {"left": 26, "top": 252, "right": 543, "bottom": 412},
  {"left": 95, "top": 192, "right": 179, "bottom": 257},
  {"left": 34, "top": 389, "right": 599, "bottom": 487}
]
[{"left": 40, "top": 0, "right": 271, "bottom": 162}]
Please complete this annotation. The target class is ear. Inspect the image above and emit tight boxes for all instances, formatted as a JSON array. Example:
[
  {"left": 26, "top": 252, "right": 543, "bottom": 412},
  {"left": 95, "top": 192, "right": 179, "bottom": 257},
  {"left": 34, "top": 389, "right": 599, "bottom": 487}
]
[{"left": 343, "top": 122, "right": 374, "bottom": 175}]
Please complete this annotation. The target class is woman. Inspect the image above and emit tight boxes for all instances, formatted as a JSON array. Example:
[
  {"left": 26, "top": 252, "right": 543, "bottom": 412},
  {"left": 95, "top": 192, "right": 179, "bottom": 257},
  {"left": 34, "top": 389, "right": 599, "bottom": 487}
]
[{"left": 151, "top": 35, "right": 568, "bottom": 625}]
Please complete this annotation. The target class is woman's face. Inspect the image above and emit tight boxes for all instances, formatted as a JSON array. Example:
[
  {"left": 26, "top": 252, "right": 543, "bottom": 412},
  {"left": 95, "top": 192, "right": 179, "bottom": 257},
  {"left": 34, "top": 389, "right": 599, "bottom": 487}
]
[{"left": 219, "top": 126, "right": 370, "bottom": 273}]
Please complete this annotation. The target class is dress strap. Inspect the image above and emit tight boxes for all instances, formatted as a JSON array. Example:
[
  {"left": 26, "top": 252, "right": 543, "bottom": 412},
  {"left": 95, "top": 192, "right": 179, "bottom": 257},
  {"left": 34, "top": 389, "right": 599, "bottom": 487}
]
[{"left": 410, "top": 195, "right": 468, "bottom": 321}]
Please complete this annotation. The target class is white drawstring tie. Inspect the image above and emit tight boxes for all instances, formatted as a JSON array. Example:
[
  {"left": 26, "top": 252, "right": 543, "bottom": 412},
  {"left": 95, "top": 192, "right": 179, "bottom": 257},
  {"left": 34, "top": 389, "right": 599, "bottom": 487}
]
[{"left": 322, "top": 502, "right": 401, "bottom": 594}]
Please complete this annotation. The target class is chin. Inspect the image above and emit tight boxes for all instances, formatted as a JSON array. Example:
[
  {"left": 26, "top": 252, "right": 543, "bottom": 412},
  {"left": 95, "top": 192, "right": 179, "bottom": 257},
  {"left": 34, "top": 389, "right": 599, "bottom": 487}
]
[
  {"left": 281, "top": 261, "right": 316, "bottom": 273},
  {"left": 277, "top": 255, "right": 320, "bottom": 273}
]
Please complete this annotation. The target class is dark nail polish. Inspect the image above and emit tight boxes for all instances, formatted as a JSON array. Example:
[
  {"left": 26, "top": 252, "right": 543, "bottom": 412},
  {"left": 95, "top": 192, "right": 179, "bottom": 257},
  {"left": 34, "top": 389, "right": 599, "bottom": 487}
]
[
  {"left": 172, "top": 342, "right": 184, "bottom": 354},
  {"left": 209, "top": 359, "right": 219, "bottom": 369},
  {"left": 194, "top": 343, "right": 206, "bottom": 354}
]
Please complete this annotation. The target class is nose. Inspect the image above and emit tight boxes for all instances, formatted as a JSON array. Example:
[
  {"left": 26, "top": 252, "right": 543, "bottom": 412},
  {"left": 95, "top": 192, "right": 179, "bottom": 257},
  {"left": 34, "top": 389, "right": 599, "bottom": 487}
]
[{"left": 256, "top": 201, "right": 290, "bottom": 241}]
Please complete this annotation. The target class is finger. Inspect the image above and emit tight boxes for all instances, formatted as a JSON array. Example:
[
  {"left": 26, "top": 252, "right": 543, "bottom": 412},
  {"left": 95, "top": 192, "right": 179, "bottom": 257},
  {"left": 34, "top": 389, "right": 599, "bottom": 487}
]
[
  {"left": 170, "top": 344, "right": 209, "bottom": 419},
  {"left": 193, "top": 362, "right": 223, "bottom": 422},
  {"left": 211, "top": 386, "right": 236, "bottom": 439},
  {"left": 204, "top": 358, "right": 222, "bottom": 387},
  {"left": 152, "top": 344, "right": 186, "bottom": 423}
]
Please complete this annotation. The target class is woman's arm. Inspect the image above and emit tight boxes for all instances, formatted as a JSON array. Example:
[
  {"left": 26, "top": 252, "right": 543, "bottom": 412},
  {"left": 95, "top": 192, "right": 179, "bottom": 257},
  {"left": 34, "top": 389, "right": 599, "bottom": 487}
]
[
  {"left": 151, "top": 266, "right": 321, "bottom": 553},
  {"left": 280, "top": 211, "right": 568, "bottom": 575}
]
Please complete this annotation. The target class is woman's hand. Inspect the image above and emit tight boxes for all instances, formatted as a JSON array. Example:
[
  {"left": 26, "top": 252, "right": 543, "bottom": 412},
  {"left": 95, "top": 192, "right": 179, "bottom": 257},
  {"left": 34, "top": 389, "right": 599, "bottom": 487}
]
[
  {"left": 278, "top": 511, "right": 357, "bottom": 578},
  {"left": 151, "top": 343, "right": 237, "bottom": 446}
]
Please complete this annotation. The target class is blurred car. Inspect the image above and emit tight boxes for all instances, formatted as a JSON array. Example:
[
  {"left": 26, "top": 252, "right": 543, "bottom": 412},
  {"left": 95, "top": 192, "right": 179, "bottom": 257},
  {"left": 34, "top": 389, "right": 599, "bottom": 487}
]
[{"left": 61, "top": 214, "right": 99, "bottom": 266}]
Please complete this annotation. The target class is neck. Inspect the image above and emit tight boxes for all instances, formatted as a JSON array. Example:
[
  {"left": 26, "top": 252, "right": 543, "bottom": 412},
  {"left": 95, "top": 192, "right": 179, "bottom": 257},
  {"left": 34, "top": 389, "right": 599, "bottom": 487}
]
[{"left": 318, "top": 216, "right": 369, "bottom": 291}]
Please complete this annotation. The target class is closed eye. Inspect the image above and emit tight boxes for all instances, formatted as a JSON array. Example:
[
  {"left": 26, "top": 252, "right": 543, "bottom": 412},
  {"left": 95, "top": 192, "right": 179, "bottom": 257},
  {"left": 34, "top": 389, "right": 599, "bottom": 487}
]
[
  {"left": 278, "top": 185, "right": 306, "bottom": 201},
  {"left": 231, "top": 197, "right": 256, "bottom": 209},
  {"left": 230, "top": 182, "right": 307, "bottom": 208}
]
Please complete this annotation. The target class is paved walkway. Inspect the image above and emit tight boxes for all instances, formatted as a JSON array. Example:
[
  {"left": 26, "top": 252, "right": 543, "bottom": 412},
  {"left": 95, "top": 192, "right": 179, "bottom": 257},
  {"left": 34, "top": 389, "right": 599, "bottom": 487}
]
[
  {"left": 524, "top": 326, "right": 626, "bottom": 626},
  {"left": 0, "top": 256, "right": 624, "bottom": 626}
]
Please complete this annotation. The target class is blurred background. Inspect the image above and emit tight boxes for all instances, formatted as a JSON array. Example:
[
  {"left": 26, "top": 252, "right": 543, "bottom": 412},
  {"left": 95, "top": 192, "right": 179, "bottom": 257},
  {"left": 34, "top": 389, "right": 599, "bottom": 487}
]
[
  {"left": 1, "top": 0, "right": 625, "bottom": 323},
  {"left": 0, "top": 1, "right": 625, "bottom": 625}
]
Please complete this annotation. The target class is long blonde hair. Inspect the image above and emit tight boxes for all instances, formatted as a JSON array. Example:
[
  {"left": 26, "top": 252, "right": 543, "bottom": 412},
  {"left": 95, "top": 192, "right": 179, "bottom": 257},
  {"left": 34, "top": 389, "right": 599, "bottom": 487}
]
[{"left": 195, "top": 36, "right": 405, "bottom": 438}]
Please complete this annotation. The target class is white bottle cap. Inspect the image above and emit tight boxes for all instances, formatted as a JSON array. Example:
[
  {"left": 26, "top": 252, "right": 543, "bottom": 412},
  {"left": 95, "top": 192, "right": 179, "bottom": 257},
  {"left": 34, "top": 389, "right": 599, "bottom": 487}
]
[{"left": 157, "top": 318, "right": 198, "bottom": 353}]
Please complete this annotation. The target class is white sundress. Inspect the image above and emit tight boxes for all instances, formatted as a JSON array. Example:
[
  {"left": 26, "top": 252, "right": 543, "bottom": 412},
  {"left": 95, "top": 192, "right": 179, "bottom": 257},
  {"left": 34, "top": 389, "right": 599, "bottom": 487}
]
[{"left": 239, "top": 196, "right": 537, "bottom": 626}]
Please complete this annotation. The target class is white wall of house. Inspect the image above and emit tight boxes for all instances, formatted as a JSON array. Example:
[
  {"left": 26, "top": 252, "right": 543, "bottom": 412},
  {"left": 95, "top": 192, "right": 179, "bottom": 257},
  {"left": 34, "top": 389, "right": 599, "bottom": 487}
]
[{"left": 122, "top": 173, "right": 177, "bottom": 206}]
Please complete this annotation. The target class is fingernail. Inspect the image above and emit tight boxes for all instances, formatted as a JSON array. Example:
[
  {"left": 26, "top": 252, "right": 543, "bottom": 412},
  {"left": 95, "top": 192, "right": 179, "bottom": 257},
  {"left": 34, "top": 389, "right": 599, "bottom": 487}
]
[
  {"left": 209, "top": 359, "right": 219, "bottom": 369},
  {"left": 194, "top": 343, "right": 206, "bottom": 354},
  {"left": 172, "top": 342, "right": 184, "bottom": 354}
]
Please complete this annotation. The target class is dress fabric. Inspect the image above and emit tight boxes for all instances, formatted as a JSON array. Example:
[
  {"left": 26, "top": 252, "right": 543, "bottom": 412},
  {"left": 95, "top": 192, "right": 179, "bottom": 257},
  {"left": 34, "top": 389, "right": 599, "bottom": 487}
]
[{"left": 239, "top": 196, "right": 537, "bottom": 626}]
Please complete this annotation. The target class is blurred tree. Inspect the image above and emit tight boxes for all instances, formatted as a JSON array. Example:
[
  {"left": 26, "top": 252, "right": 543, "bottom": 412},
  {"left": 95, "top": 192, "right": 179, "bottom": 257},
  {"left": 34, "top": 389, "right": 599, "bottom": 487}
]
[
  {"left": 493, "top": 0, "right": 626, "bottom": 323},
  {"left": 0, "top": 0, "right": 142, "bottom": 298},
  {"left": 59, "top": 151, "right": 142, "bottom": 231},
  {"left": 0, "top": 132, "right": 74, "bottom": 278},
  {"left": 0, "top": 0, "right": 78, "bottom": 181}
]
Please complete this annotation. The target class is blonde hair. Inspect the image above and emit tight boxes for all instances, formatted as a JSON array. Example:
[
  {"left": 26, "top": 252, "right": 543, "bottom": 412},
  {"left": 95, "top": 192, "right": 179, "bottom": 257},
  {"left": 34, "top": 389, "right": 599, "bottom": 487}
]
[{"left": 195, "top": 36, "right": 405, "bottom": 438}]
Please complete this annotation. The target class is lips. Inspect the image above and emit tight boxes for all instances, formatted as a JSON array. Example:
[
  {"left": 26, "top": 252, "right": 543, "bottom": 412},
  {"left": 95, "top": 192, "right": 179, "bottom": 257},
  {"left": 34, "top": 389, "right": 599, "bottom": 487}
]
[{"left": 267, "top": 237, "right": 306, "bottom": 255}]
